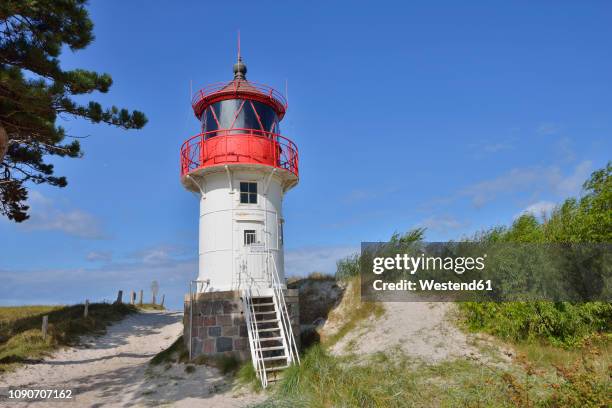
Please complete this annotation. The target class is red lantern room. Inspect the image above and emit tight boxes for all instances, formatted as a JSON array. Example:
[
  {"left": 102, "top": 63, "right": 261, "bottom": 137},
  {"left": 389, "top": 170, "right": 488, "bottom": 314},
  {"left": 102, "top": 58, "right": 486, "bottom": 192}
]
[{"left": 180, "top": 56, "right": 299, "bottom": 190}]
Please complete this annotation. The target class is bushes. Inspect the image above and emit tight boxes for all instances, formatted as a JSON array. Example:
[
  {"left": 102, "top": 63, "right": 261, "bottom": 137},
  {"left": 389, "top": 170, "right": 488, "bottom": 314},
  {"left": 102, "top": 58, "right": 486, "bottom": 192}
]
[
  {"left": 545, "top": 345, "right": 611, "bottom": 407},
  {"left": 461, "top": 163, "right": 612, "bottom": 347},
  {"left": 460, "top": 302, "right": 612, "bottom": 347},
  {"left": 500, "top": 342, "right": 611, "bottom": 408}
]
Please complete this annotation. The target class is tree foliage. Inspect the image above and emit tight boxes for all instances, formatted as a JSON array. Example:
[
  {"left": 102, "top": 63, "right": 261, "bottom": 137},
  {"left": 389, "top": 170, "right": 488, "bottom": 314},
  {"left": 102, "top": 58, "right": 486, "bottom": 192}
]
[
  {"left": 461, "top": 162, "right": 612, "bottom": 346},
  {"left": 477, "top": 161, "right": 611, "bottom": 244},
  {"left": 0, "top": 0, "right": 147, "bottom": 222}
]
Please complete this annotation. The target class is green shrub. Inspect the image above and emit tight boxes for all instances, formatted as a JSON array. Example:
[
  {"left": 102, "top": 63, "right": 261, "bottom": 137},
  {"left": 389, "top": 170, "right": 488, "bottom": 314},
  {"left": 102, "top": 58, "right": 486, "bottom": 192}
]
[
  {"left": 501, "top": 343, "right": 611, "bottom": 407},
  {"left": 460, "top": 301, "right": 612, "bottom": 347},
  {"left": 545, "top": 348, "right": 611, "bottom": 407},
  {"left": 461, "top": 163, "right": 612, "bottom": 347}
]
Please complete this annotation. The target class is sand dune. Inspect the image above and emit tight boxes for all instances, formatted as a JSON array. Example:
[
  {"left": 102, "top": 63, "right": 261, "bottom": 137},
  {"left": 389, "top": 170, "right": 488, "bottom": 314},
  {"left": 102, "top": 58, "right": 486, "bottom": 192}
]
[{"left": 0, "top": 310, "right": 261, "bottom": 407}]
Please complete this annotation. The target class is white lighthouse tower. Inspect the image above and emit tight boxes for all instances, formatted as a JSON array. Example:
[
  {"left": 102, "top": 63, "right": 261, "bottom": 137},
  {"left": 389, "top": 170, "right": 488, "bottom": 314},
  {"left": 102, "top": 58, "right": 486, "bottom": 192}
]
[{"left": 181, "top": 52, "right": 300, "bottom": 387}]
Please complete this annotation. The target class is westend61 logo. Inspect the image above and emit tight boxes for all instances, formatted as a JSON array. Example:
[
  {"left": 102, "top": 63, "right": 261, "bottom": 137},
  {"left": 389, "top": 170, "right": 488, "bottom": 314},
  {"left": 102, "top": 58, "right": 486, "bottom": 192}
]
[
  {"left": 372, "top": 254, "right": 487, "bottom": 275},
  {"left": 360, "top": 242, "right": 611, "bottom": 302}
]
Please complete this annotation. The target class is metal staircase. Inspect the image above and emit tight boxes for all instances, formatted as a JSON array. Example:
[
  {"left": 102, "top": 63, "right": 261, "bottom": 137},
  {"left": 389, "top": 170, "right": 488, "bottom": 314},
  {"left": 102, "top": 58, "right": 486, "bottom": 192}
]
[{"left": 241, "top": 254, "right": 300, "bottom": 388}]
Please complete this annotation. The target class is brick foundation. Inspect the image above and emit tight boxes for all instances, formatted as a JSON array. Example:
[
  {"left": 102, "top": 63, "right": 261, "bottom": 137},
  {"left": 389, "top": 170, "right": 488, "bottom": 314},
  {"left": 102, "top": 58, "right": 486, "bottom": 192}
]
[{"left": 184, "top": 289, "right": 300, "bottom": 361}]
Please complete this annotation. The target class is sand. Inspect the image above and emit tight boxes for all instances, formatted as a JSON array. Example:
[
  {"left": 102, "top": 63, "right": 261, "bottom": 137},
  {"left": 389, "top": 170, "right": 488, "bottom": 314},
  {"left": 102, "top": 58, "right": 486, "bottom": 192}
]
[
  {"left": 0, "top": 310, "right": 263, "bottom": 407},
  {"left": 329, "top": 302, "right": 508, "bottom": 364}
]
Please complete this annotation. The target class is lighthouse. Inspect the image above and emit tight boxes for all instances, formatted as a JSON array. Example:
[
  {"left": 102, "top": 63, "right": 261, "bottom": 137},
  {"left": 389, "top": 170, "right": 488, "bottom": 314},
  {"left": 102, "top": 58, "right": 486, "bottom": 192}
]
[{"left": 181, "top": 51, "right": 300, "bottom": 387}]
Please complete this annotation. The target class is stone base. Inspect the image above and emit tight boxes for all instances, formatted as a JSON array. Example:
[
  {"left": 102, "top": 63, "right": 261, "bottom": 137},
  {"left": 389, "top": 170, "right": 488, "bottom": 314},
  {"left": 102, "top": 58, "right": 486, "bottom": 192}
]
[{"left": 184, "top": 289, "right": 300, "bottom": 361}]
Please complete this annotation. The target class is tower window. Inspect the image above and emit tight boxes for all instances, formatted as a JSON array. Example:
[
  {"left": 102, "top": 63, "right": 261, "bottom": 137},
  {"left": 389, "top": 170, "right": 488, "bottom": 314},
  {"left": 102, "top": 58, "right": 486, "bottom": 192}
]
[
  {"left": 244, "top": 230, "right": 256, "bottom": 245},
  {"left": 240, "top": 182, "right": 257, "bottom": 204}
]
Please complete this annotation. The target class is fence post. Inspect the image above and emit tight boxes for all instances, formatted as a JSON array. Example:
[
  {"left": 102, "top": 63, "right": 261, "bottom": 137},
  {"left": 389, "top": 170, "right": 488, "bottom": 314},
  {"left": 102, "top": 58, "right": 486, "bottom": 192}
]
[
  {"left": 139, "top": 290, "right": 143, "bottom": 306},
  {"left": 115, "top": 290, "right": 123, "bottom": 304},
  {"left": 152, "top": 294, "right": 156, "bottom": 305},
  {"left": 130, "top": 290, "right": 135, "bottom": 305},
  {"left": 84, "top": 300, "right": 89, "bottom": 318},
  {"left": 160, "top": 294, "right": 165, "bottom": 308},
  {"left": 42, "top": 315, "right": 48, "bottom": 340}
]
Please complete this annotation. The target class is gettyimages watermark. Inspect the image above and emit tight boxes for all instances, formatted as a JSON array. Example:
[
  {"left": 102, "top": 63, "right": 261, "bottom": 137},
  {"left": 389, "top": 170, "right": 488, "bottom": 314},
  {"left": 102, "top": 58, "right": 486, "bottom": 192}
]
[{"left": 360, "top": 242, "right": 612, "bottom": 302}]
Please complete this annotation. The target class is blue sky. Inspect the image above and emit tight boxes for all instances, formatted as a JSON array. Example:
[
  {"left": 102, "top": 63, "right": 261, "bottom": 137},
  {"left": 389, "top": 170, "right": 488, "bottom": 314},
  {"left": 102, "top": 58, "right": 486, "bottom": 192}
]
[{"left": 1, "top": 1, "right": 611, "bottom": 309}]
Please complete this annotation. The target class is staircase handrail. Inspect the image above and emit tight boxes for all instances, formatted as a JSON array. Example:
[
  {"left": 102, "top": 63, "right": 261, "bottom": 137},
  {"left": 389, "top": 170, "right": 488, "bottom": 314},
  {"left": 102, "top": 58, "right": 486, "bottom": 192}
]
[
  {"left": 269, "top": 254, "right": 301, "bottom": 365},
  {"left": 242, "top": 288, "right": 268, "bottom": 388}
]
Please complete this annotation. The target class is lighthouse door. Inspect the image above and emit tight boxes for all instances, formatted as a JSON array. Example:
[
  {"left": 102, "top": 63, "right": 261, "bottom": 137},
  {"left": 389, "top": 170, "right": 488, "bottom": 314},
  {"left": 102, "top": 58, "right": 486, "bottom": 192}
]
[{"left": 236, "top": 221, "right": 267, "bottom": 288}]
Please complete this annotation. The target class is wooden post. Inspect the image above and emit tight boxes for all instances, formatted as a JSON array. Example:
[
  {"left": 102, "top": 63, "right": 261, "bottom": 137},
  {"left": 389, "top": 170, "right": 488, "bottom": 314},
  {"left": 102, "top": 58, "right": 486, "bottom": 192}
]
[
  {"left": 115, "top": 290, "right": 123, "bottom": 304},
  {"left": 152, "top": 294, "right": 156, "bottom": 305},
  {"left": 130, "top": 290, "right": 135, "bottom": 305},
  {"left": 84, "top": 300, "right": 89, "bottom": 318},
  {"left": 42, "top": 315, "right": 48, "bottom": 340},
  {"left": 139, "top": 290, "right": 143, "bottom": 306},
  {"left": 160, "top": 294, "right": 165, "bottom": 308}
]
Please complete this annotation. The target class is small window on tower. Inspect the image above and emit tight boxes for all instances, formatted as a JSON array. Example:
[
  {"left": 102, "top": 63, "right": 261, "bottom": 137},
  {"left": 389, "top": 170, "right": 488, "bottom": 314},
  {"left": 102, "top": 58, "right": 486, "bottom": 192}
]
[
  {"left": 240, "top": 182, "right": 257, "bottom": 204},
  {"left": 278, "top": 220, "right": 284, "bottom": 247},
  {"left": 244, "top": 230, "right": 256, "bottom": 245}
]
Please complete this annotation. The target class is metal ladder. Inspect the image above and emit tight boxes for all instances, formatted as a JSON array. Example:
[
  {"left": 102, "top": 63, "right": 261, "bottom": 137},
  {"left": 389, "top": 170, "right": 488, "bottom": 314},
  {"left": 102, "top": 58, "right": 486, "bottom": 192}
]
[{"left": 242, "top": 254, "right": 300, "bottom": 388}]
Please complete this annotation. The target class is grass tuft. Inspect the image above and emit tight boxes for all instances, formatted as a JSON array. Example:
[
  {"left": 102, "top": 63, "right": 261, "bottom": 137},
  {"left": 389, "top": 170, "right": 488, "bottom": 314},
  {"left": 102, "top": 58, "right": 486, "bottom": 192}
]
[
  {"left": 138, "top": 303, "right": 165, "bottom": 311},
  {"left": 150, "top": 335, "right": 240, "bottom": 375},
  {"left": 320, "top": 277, "right": 384, "bottom": 347},
  {"left": 255, "top": 343, "right": 612, "bottom": 407},
  {"left": 150, "top": 336, "right": 189, "bottom": 366},
  {"left": 237, "top": 362, "right": 262, "bottom": 392}
]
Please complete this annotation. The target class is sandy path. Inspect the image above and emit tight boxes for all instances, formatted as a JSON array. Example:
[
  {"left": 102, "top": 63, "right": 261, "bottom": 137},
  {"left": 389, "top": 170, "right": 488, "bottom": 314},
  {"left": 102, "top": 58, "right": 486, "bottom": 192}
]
[
  {"left": 0, "top": 311, "right": 262, "bottom": 407},
  {"left": 330, "top": 302, "right": 506, "bottom": 364}
]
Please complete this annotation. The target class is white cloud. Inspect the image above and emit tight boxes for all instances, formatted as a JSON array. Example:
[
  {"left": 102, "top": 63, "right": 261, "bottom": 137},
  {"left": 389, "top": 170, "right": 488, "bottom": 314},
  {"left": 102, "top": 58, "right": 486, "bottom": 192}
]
[
  {"left": 555, "top": 160, "right": 591, "bottom": 196},
  {"left": 86, "top": 251, "right": 113, "bottom": 262},
  {"left": 20, "top": 191, "right": 105, "bottom": 239},
  {"left": 128, "top": 245, "right": 189, "bottom": 265},
  {"left": 141, "top": 248, "right": 171, "bottom": 264},
  {"left": 517, "top": 201, "right": 556, "bottom": 219},
  {"left": 460, "top": 161, "right": 592, "bottom": 207},
  {"left": 0, "top": 244, "right": 357, "bottom": 309},
  {"left": 0, "top": 252, "right": 197, "bottom": 309},
  {"left": 285, "top": 245, "right": 358, "bottom": 277},
  {"left": 417, "top": 215, "right": 467, "bottom": 233}
]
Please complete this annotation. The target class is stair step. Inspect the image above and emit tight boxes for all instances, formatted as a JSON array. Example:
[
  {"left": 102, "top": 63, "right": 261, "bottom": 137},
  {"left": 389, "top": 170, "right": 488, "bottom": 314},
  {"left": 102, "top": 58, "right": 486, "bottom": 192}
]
[
  {"left": 256, "top": 319, "right": 279, "bottom": 324},
  {"left": 265, "top": 365, "right": 289, "bottom": 372},
  {"left": 258, "top": 327, "right": 281, "bottom": 332},
  {"left": 253, "top": 303, "right": 274, "bottom": 307},
  {"left": 259, "top": 336, "right": 283, "bottom": 342},
  {"left": 263, "top": 355, "right": 288, "bottom": 362},
  {"left": 256, "top": 346, "right": 285, "bottom": 352},
  {"left": 255, "top": 310, "right": 277, "bottom": 315}
]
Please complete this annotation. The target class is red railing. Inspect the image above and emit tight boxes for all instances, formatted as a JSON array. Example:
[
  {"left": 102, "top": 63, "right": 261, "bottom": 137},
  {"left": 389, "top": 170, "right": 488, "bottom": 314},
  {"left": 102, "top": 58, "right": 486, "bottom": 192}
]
[
  {"left": 180, "top": 129, "right": 299, "bottom": 178},
  {"left": 191, "top": 81, "right": 288, "bottom": 119}
]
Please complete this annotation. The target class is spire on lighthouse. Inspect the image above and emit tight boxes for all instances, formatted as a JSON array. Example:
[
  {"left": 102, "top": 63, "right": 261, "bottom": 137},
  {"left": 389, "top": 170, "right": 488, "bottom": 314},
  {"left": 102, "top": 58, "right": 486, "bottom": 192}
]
[
  {"left": 233, "top": 56, "right": 247, "bottom": 80},
  {"left": 233, "top": 30, "right": 247, "bottom": 80}
]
